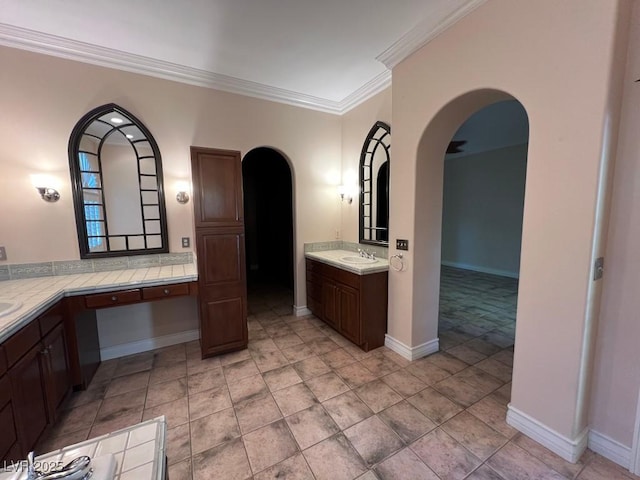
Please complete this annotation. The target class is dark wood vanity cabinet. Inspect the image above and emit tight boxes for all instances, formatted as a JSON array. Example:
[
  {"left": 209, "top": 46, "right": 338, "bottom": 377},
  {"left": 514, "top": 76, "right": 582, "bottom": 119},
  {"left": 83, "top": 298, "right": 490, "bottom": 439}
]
[
  {"left": 0, "top": 301, "right": 73, "bottom": 461},
  {"left": 306, "top": 258, "right": 388, "bottom": 351}
]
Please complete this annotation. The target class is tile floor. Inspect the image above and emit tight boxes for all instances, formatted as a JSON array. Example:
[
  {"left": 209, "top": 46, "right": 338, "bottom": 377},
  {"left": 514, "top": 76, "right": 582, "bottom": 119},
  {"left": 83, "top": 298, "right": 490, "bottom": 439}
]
[{"left": 37, "top": 268, "right": 640, "bottom": 479}]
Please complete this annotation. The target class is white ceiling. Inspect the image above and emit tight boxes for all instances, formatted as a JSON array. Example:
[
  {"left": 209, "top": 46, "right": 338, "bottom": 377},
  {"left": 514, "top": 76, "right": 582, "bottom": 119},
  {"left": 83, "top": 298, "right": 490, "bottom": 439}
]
[{"left": 0, "top": 0, "right": 485, "bottom": 113}]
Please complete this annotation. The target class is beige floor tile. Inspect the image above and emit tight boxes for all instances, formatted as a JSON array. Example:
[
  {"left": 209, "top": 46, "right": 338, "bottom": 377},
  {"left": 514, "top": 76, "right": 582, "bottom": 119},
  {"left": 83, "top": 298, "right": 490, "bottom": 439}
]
[
  {"left": 474, "top": 358, "right": 513, "bottom": 383},
  {"left": 252, "top": 350, "right": 289, "bottom": 373},
  {"left": 96, "top": 388, "right": 146, "bottom": 423},
  {"left": 441, "top": 411, "right": 508, "bottom": 460},
  {"left": 192, "top": 437, "right": 252, "bottom": 480},
  {"left": 145, "top": 378, "right": 187, "bottom": 409},
  {"left": 433, "top": 376, "right": 488, "bottom": 407},
  {"left": 65, "top": 381, "right": 109, "bottom": 410},
  {"left": 153, "top": 345, "right": 187, "bottom": 367},
  {"left": 487, "top": 442, "right": 566, "bottom": 480},
  {"left": 223, "top": 358, "right": 261, "bottom": 382},
  {"left": 167, "top": 423, "right": 191, "bottom": 465},
  {"left": 466, "top": 464, "right": 507, "bottom": 479},
  {"left": 217, "top": 348, "right": 252, "bottom": 366},
  {"left": 466, "top": 338, "right": 503, "bottom": 357},
  {"left": 105, "top": 371, "right": 151, "bottom": 398},
  {"left": 263, "top": 365, "right": 303, "bottom": 392},
  {"left": 411, "top": 428, "right": 481, "bottom": 480},
  {"left": 280, "top": 343, "right": 316, "bottom": 363},
  {"left": 305, "top": 372, "right": 350, "bottom": 402},
  {"left": 306, "top": 337, "right": 341, "bottom": 355},
  {"left": 149, "top": 362, "right": 187, "bottom": 385},
  {"left": 243, "top": 420, "right": 299, "bottom": 473},
  {"left": 512, "top": 433, "right": 588, "bottom": 479},
  {"left": 322, "top": 391, "right": 374, "bottom": 430},
  {"left": 335, "top": 363, "right": 377, "bottom": 388},
  {"left": 143, "top": 396, "right": 189, "bottom": 428},
  {"left": 380, "top": 370, "right": 426, "bottom": 398},
  {"left": 190, "top": 407, "right": 240, "bottom": 455},
  {"left": 188, "top": 385, "right": 232, "bottom": 421},
  {"left": 253, "top": 453, "right": 314, "bottom": 480},
  {"left": 52, "top": 400, "right": 102, "bottom": 436},
  {"left": 273, "top": 383, "right": 318, "bottom": 416},
  {"left": 490, "top": 349, "right": 514, "bottom": 367},
  {"left": 407, "top": 387, "right": 463, "bottom": 425},
  {"left": 228, "top": 373, "right": 269, "bottom": 404},
  {"left": 456, "top": 367, "right": 504, "bottom": 393},
  {"left": 37, "top": 428, "right": 90, "bottom": 454},
  {"left": 446, "top": 344, "right": 488, "bottom": 365},
  {"left": 421, "top": 352, "right": 469, "bottom": 374},
  {"left": 321, "top": 348, "right": 357, "bottom": 370},
  {"left": 292, "top": 356, "right": 331, "bottom": 380},
  {"left": 89, "top": 411, "right": 143, "bottom": 439},
  {"left": 360, "top": 354, "right": 402, "bottom": 377},
  {"left": 577, "top": 454, "right": 637, "bottom": 480},
  {"left": 186, "top": 355, "right": 222, "bottom": 375},
  {"left": 355, "top": 380, "right": 402, "bottom": 413},
  {"left": 167, "top": 458, "right": 193, "bottom": 480},
  {"left": 404, "top": 361, "right": 451, "bottom": 386},
  {"left": 374, "top": 447, "right": 439, "bottom": 480},
  {"left": 343, "top": 415, "right": 403, "bottom": 467},
  {"left": 249, "top": 338, "right": 280, "bottom": 354},
  {"left": 466, "top": 395, "right": 518, "bottom": 439},
  {"left": 378, "top": 401, "right": 437, "bottom": 444},
  {"left": 303, "top": 434, "right": 367, "bottom": 480},
  {"left": 286, "top": 404, "right": 340, "bottom": 450},
  {"left": 187, "top": 367, "right": 226, "bottom": 395},
  {"left": 272, "top": 333, "right": 304, "bottom": 350},
  {"left": 113, "top": 353, "right": 154, "bottom": 377},
  {"left": 490, "top": 383, "right": 512, "bottom": 406},
  {"left": 235, "top": 392, "right": 283, "bottom": 434}
]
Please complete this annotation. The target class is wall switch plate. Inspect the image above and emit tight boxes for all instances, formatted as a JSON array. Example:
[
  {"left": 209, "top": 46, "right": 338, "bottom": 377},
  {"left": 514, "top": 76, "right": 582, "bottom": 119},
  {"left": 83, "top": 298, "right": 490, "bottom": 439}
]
[
  {"left": 181, "top": 237, "right": 190, "bottom": 248},
  {"left": 593, "top": 256, "right": 604, "bottom": 281},
  {"left": 396, "top": 239, "right": 409, "bottom": 251},
  {"left": 0, "top": 246, "right": 6, "bottom": 261}
]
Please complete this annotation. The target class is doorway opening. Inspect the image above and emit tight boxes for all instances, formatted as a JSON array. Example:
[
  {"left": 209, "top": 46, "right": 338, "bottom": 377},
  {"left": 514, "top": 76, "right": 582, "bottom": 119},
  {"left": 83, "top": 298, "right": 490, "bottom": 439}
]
[
  {"left": 242, "top": 147, "right": 294, "bottom": 314},
  {"left": 437, "top": 99, "right": 529, "bottom": 406}
]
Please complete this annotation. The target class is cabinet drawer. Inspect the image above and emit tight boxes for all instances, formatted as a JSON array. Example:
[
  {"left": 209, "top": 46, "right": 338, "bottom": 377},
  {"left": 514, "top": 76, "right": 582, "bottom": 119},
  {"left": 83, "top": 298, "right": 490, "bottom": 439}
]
[
  {"left": 85, "top": 289, "right": 141, "bottom": 308},
  {"left": 306, "top": 277, "right": 323, "bottom": 300},
  {"left": 142, "top": 283, "right": 190, "bottom": 300},
  {"left": 0, "top": 346, "right": 6, "bottom": 377},
  {"left": 306, "top": 258, "right": 326, "bottom": 275},
  {"left": 3, "top": 321, "right": 40, "bottom": 368},
  {"left": 0, "top": 401, "right": 17, "bottom": 459},
  {"left": 327, "top": 265, "right": 360, "bottom": 289},
  {"left": 39, "top": 302, "right": 64, "bottom": 337}
]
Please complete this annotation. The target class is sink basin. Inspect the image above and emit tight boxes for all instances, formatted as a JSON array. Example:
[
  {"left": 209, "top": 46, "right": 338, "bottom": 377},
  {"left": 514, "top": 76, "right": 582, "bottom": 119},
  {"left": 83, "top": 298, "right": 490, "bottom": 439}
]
[
  {"left": 340, "top": 256, "right": 378, "bottom": 265},
  {"left": 0, "top": 301, "right": 22, "bottom": 317}
]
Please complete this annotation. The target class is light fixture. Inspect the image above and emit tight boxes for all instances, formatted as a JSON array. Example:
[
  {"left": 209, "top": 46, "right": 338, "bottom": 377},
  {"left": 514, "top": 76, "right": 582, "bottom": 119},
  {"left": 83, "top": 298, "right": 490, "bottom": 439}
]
[
  {"left": 31, "top": 174, "right": 61, "bottom": 202},
  {"left": 175, "top": 180, "right": 191, "bottom": 204},
  {"left": 110, "top": 117, "right": 123, "bottom": 124},
  {"left": 126, "top": 134, "right": 134, "bottom": 139},
  {"left": 338, "top": 185, "right": 353, "bottom": 204}
]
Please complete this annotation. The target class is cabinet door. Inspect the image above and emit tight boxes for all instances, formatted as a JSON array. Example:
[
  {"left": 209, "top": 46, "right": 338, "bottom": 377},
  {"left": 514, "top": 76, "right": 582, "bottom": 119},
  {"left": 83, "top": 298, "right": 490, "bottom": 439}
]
[
  {"left": 42, "top": 322, "right": 72, "bottom": 420},
  {"left": 338, "top": 284, "right": 361, "bottom": 345},
  {"left": 322, "top": 280, "right": 339, "bottom": 329},
  {"left": 9, "top": 344, "right": 49, "bottom": 455}
]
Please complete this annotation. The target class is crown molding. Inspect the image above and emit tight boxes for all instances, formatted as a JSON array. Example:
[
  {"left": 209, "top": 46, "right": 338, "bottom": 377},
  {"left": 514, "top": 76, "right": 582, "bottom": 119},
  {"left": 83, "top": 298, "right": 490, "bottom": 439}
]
[
  {"left": 0, "top": 23, "right": 355, "bottom": 114},
  {"left": 339, "top": 70, "right": 392, "bottom": 114},
  {"left": 376, "top": 0, "right": 488, "bottom": 69}
]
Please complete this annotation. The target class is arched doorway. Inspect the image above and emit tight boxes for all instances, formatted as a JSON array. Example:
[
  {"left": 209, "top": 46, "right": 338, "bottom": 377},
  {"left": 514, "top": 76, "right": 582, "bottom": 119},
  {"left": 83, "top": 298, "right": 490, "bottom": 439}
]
[
  {"left": 242, "top": 147, "right": 295, "bottom": 310},
  {"left": 438, "top": 100, "right": 529, "bottom": 401}
]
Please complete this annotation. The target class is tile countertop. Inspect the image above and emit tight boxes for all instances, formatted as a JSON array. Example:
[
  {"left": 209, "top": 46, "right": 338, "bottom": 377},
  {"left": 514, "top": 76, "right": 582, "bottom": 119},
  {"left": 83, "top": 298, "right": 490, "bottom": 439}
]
[
  {"left": 30, "top": 416, "right": 167, "bottom": 480},
  {"left": 0, "top": 263, "right": 198, "bottom": 344},
  {"left": 305, "top": 250, "right": 389, "bottom": 275}
]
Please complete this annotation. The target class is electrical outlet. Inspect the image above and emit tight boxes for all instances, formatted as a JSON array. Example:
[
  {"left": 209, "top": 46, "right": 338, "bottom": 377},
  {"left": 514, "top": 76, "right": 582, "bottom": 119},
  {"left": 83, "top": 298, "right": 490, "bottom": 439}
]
[
  {"left": 0, "top": 246, "right": 6, "bottom": 261},
  {"left": 396, "top": 239, "right": 409, "bottom": 251},
  {"left": 181, "top": 237, "right": 190, "bottom": 248},
  {"left": 335, "top": 229, "right": 340, "bottom": 239}
]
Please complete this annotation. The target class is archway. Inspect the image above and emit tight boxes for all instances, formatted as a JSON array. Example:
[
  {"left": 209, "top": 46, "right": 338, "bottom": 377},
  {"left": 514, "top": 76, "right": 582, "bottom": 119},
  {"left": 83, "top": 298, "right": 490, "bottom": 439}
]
[
  {"left": 438, "top": 100, "right": 529, "bottom": 404},
  {"left": 242, "top": 147, "right": 294, "bottom": 309}
]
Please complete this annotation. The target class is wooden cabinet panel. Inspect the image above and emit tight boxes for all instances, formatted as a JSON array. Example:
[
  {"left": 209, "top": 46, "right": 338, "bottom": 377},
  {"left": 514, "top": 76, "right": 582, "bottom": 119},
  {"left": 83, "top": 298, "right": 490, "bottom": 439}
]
[
  {"left": 4, "top": 320, "right": 40, "bottom": 367},
  {"left": 142, "top": 283, "right": 190, "bottom": 300},
  {"left": 338, "top": 285, "right": 360, "bottom": 345},
  {"left": 191, "top": 148, "right": 243, "bottom": 228},
  {"left": 42, "top": 322, "right": 71, "bottom": 420},
  {"left": 9, "top": 343, "right": 49, "bottom": 455},
  {"left": 2, "top": 441, "right": 22, "bottom": 464},
  {"left": 0, "top": 375, "right": 10, "bottom": 408},
  {"left": 191, "top": 146, "right": 248, "bottom": 359},
  {"left": 305, "top": 258, "right": 387, "bottom": 351},
  {"left": 39, "top": 303, "right": 64, "bottom": 337},
  {"left": 0, "top": 346, "right": 6, "bottom": 377},
  {"left": 85, "top": 289, "right": 142, "bottom": 308},
  {"left": 0, "top": 401, "right": 18, "bottom": 459}
]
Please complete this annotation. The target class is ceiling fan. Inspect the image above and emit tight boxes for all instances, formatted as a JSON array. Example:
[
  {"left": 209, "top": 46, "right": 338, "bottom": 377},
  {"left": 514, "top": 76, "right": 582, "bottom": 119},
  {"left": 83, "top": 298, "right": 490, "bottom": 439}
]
[{"left": 447, "top": 140, "right": 467, "bottom": 154}]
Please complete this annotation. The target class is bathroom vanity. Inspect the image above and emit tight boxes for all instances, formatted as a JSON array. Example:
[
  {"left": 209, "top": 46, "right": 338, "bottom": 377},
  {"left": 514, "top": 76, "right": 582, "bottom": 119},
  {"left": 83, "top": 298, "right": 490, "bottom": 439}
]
[{"left": 305, "top": 250, "right": 388, "bottom": 351}]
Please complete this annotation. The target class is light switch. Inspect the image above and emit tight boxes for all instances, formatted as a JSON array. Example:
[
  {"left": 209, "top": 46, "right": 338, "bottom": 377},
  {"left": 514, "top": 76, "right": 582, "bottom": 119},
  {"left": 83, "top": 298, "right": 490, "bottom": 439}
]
[
  {"left": 181, "top": 237, "right": 190, "bottom": 248},
  {"left": 0, "top": 246, "right": 6, "bottom": 261}
]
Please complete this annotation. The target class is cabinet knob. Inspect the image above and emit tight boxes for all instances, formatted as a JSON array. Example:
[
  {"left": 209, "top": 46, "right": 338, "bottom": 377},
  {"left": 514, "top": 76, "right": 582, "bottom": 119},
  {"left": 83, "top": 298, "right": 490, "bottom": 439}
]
[
  {"left": 111, "top": 296, "right": 118, "bottom": 302},
  {"left": 163, "top": 289, "right": 170, "bottom": 295},
  {"left": 40, "top": 348, "right": 49, "bottom": 355}
]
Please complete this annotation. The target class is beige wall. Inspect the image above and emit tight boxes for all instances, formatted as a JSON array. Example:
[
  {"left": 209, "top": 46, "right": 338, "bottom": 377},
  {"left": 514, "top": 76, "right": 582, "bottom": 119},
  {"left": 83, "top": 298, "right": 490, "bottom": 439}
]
[
  {"left": 590, "top": 0, "right": 640, "bottom": 448},
  {"left": 0, "top": 46, "right": 342, "bottom": 312},
  {"left": 340, "top": 88, "right": 391, "bottom": 242},
  {"left": 390, "top": 0, "right": 630, "bottom": 446}
]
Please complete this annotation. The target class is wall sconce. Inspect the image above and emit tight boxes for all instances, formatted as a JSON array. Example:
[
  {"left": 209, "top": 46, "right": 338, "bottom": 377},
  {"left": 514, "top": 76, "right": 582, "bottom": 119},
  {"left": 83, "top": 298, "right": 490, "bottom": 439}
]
[
  {"left": 175, "top": 181, "right": 191, "bottom": 204},
  {"left": 31, "top": 174, "right": 60, "bottom": 202},
  {"left": 36, "top": 187, "right": 61, "bottom": 202},
  {"left": 338, "top": 185, "right": 355, "bottom": 204}
]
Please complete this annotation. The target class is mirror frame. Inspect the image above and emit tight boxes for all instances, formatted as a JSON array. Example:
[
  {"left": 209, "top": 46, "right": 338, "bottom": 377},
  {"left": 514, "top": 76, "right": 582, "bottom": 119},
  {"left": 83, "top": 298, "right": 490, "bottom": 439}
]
[
  {"left": 359, "top": 121, "right": 391, "bottom": 246},
  {"left": 68, "top": 103, "right": 169, "bottom": 259}
]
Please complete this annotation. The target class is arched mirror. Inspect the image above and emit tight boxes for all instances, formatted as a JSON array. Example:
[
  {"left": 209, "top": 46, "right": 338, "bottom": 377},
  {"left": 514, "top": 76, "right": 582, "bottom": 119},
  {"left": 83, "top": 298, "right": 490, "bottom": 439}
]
[
  {"left": 68, "top": 104, "right": 169, "bottom": 258},
  {"left": 359, "top": 121, "right": 390, "bottom": 245}
]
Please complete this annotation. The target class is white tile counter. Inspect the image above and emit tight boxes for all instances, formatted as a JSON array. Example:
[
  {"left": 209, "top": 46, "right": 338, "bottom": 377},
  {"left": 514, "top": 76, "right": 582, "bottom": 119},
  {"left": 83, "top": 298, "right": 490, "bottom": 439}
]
[
  {"left": 0, "top": 263, "right": 197, "bottom": 344},
  {"left": 305, "top": 249, "right": 389, "bottom": 275}
]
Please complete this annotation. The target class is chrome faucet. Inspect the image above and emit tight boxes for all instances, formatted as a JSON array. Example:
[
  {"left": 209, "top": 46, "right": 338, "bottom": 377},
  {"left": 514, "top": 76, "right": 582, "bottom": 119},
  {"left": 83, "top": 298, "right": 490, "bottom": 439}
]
[
  {"left": 357, "top": 248, "right": 376, "bottom": 260},
  {"left": 26, "top": 451, "right": 93, "bottom": 480}
]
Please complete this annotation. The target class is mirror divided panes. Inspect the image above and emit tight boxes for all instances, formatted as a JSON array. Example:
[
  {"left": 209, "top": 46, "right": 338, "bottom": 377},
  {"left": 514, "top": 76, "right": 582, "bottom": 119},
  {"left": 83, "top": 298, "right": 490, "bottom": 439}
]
[
  {"left": 359, "top": 121, "right": 390, "bottom": 246},
  {"left": 68, "top": 104, "right": 169, "bottom": 258}
]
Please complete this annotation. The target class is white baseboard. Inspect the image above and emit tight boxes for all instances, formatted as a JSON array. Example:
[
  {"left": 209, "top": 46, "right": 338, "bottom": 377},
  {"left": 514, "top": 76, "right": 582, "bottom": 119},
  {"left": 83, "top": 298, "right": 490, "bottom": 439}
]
[
  {"left": 294, "top": 305, "right": 312, "bottom": 317},
  {"left": 441, "top": 260, "right": 519, "bottom": 279},
  {"left": 384, "top": 334, "right": 439, "bottom": 361},
  {"left": 588, "top": 430, "right": 632, "bottom": 470},
  {"left": 506, "top": 405, "right": 588, "bottom": 463},
  {"left": 100, "top": 329, "right": 200, "bottom": 360}
]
